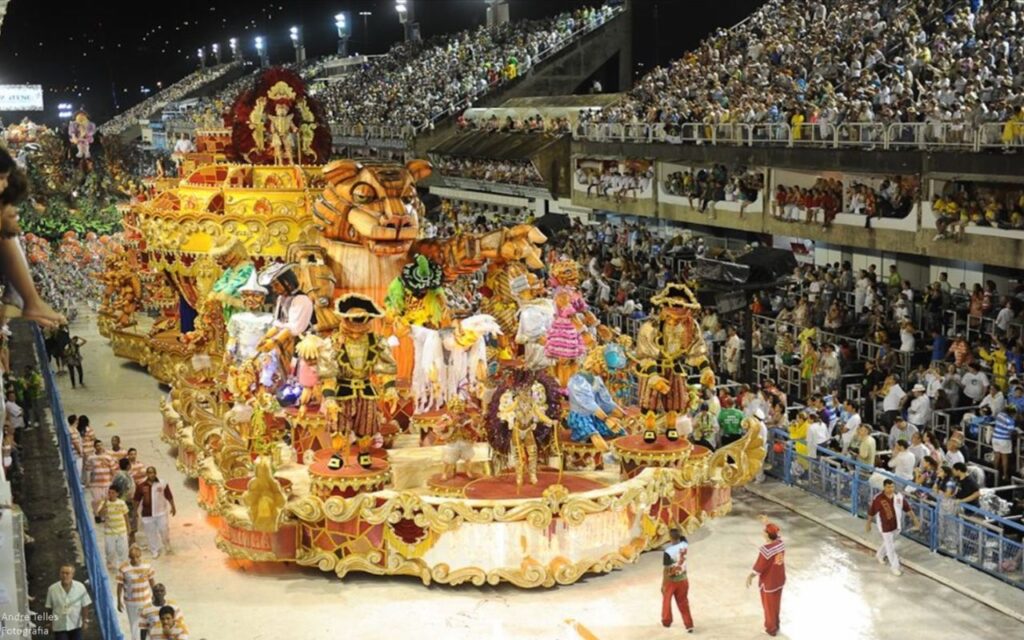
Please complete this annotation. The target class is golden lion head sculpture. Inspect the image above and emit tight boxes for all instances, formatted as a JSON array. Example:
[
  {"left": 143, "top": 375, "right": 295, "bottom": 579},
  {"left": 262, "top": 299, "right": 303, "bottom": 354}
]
[{"left": 313, "top": 159, "right": 432, "bottom": 256}]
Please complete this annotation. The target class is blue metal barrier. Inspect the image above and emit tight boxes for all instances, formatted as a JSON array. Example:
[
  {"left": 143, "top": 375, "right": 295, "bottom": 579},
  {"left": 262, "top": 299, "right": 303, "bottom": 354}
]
[
  {"left": 32, "top": 327, "right": 124, "bottom": 640},
  {"left": 766, "top": 427, "right": 1024, "bottom": 590}
]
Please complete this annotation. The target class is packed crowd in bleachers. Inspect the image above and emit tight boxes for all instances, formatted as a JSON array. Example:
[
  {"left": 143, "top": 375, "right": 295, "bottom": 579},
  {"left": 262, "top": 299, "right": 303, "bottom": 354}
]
[
  {"left": 591, "top": 0, "right": 1024, "bottom": 148},
  {"left": 433, "top": 155, "right": 546, "bottom": 187},
  {"left": 100, "top": 61, "right": 244, "bottom": 135},
  {"left": 456, "top": 112, "right": 573, "bottom": 135},
  {"left": 313, "top": 4, "right": 619, "bottom": 131}
]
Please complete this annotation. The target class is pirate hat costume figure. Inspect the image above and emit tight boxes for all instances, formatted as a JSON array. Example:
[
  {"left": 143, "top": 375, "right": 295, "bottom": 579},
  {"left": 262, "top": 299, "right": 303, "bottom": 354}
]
[
  {"left": 634, "top": 283, "right": 715, "bottom": 414},
  {"left": 320, "top": 293, "right": 399, "bottom": 442}
]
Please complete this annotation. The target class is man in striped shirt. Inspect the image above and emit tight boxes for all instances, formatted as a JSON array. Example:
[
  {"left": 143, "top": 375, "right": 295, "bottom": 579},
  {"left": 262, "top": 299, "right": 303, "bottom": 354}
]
[
  {"left": 85, "top": 441, "right": 116, "bottom": 515},
  {"left": 117, "top": 545, "right": 155, "bottom": 640},
  {"left": 127, "top": 448, "right": 147, "bottom": 485},
  {"left": 146, "top": 606, "right": 189, "bottom": 640},
  {"left": 97, "top": 486, "right": 131, "bottom": 572},
  {"left": 139, "top": 584, "right": 188, "bottom": 640},
  {"left": 993, "top": 406, "right": 1019, "bottom": 485}
]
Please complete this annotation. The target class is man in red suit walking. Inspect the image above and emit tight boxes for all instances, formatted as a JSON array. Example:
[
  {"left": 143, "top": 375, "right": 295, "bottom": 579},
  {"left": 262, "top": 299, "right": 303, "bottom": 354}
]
[
  {"left": 746, "top": 521, "right": 785, "bottom": 636},
  {"left": 661, "top": 528, "right": 694, "bottom": 632}
]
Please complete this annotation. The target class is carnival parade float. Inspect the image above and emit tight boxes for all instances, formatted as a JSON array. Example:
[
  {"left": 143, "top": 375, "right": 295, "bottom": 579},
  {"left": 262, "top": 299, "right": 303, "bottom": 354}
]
[{"left": 95, "top": 68, "right": 765, "bottom": 588}]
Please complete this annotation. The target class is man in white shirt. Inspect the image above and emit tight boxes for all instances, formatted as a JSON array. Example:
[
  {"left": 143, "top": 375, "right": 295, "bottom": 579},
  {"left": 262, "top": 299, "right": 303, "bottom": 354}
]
[
  {"left": 888, "top": 440, "right": 917, "bottom": 480},
  {"left": 979, "top": 386, "right": 1006, "bottom": 416},
  {"left": 943, "top": 437, "right": 966, "bottom": 467},
  {"left": 5, "top": 390, "right": 24, "bottom": 433},
  {"left": 805, "top": 412, "right": 830, "bottom": 460},
  {"left": 46, "top": 565, "right": 92, "bottom": 638},
  {"left": 881, "top": 376, "right": 906, "bottom": 427},
  {"left": 839, "top": 400, "right": 862, "bottom": 452},
  {"left": 907, "top": 431, "right": 929, "bottom": 466},
  {"left": 995, "top": 299, "right": 1014, "bottom": 335},
  {"left": 960, "top": 364, "right": 989, "bottom": 405},
  {"left": 906, "top": 384, "right": 932, "bottom": 430}
]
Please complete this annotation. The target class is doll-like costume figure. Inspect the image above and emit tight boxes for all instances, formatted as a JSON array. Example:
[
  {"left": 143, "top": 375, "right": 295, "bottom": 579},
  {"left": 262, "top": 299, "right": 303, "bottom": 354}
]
[
  {"left": 258, "top": 262, "right": 314, "bottom": 365},
  {"left": 635, "top": 283, "right": 715, "bottom": 414},
  {"left": 68, "top": 111, "right": 96, "bottom": 159},
  {"left": 498, "top": 381, "right": 558, "bottom": 487},
  {"left": 225, "top": 272, "right": 274, "bottom": 363},
  {"left": 436, "top": 398, "right": 481, "bottom": 480},
  {"left": 566, "top": 370, "right": 626, "bottom": 451},
  {"left": 515, "top": 274, "right": 555, "bottom": 370},
  {"left": 209, "top": 237, "right": 256, "bottom": 321},
  {"left": 320, "top": 294, "right": 398, "bottom": 439}
]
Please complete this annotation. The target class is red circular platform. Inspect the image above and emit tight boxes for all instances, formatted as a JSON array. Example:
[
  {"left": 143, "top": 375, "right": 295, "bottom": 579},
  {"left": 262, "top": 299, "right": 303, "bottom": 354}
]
[{"left": 463, "top": 471, "right": 606, "bottom": 499}]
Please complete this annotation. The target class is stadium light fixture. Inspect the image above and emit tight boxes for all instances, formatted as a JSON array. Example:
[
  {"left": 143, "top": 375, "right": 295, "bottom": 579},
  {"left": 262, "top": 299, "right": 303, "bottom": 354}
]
[
  {"left": 289, "top": 26, "right": 306, "bottom": 63},
  {"left": 255, "top": 35, "right": 269, "bottom": 67},
  {"left": 335, "top": 13, "right": 351, "bottom": 56}
]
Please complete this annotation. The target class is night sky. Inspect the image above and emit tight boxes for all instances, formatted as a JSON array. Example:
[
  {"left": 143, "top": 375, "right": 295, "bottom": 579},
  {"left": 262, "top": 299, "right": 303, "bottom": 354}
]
[{"left": 0, "top": 0, "right": 763, "bottom": 125}]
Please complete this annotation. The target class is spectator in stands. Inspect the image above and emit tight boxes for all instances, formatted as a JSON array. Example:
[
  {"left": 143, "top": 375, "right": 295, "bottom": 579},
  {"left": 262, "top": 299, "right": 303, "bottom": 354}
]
[
  {"left": 906, "top": 384, "right": 932, "bottom": 431},
  {"left": 889, "top": 417, "right": 918, "bottom": 451},
  {"left": 959, "top": 362, "right": 989, "bottom": 405},
  {"left": 855, "top": 423, "right": 877, "bottom": 467},
  {"left": 943, "top": 437, "right": 966, "bottom": 468},
  {"left": 952, "top": 462, "right": 982, "bottom": 508},
  {"left": 805, "top": 411, "right": 829, "bottom": 460},
  {"left": 888, "top": 440, "right": 917, "bottom": 481},
  {"left": 980, "top": 384, "right": 1006, "bottom": 416},
  {"left": 907, "top": 432, "right": 929, "bottom": 466},
  {"left": 718, "top": 397, "right": 745, "bottom": 447},
  {"left": 992, "top": 406, "right": 1019, "bottom": 485}
]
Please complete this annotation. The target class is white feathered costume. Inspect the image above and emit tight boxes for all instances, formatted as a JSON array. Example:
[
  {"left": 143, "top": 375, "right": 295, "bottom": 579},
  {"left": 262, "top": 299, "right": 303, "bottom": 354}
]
[{"left": 411, "top": 314, "right": 502, "bottom": 412}]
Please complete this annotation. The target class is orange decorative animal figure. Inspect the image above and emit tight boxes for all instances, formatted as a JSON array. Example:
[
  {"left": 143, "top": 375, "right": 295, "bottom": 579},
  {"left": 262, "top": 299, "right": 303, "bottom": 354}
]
[{"left": 312, "top": 159, "right": 432, "bottom": 305}]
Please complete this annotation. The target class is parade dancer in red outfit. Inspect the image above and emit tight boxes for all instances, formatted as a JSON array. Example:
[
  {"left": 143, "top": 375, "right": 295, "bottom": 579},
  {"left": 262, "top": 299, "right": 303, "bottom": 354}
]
[
  {"left": 661, "top": 528, "right": 694, "bottom": 632},
  {"left": 746, "top": 521, "right": 785, "bottom": 637}
]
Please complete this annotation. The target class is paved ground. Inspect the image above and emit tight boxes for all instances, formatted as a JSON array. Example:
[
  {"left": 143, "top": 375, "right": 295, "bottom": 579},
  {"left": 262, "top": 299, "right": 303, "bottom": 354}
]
[
  {"left": 59, "top": 311, "right": 1024, "bottom": 640},
  {"left": 11, "top": 321, "right": 102, "bottom": 639}
]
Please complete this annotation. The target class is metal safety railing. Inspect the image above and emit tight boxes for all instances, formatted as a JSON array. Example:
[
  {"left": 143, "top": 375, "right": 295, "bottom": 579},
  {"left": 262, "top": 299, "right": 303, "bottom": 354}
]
[
  {"left": 33, "top": 327, "right": 124, "bottom": 640},
  {"left": 574, "top": 119, "right": 1024, "bottom": 153},
  {"left": 765, "top": 428, "right": 1024, "bottom": 590}
]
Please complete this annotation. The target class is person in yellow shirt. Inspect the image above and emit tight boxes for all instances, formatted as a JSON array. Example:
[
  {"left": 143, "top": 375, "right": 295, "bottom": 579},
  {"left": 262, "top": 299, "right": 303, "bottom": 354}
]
[
  {"left": 97, "top": 486, "right": 130, "bottom": 572},
  {"left": 788, "top": 411, "right": 810, "bottom": 458},
  {"left": 791, "top": 111, "right": 805, "bottom": 141}
]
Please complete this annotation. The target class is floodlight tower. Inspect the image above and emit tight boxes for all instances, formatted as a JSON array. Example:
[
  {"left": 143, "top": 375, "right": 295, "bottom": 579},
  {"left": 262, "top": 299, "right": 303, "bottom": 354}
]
[
  {"left": 335, "top": 13, "right": 351, "bottom": 56},
  {"left": 290, "top": 26, "right": 306, "bottom": 63},
  {"left": 395, "top": 0, "right": 420, "bottom": 43},
  {"left": 255, "top": 36, "right": 269, "bottom": 67}
]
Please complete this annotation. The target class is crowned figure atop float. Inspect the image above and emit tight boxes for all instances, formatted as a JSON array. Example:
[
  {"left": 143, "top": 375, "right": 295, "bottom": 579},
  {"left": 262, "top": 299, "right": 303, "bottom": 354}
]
[
  {"left": 229, "top": 69, "right": 331, "bottom": 166},
  {"left": 635, "top": 283, "right": 715, "bottom": 415}
]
